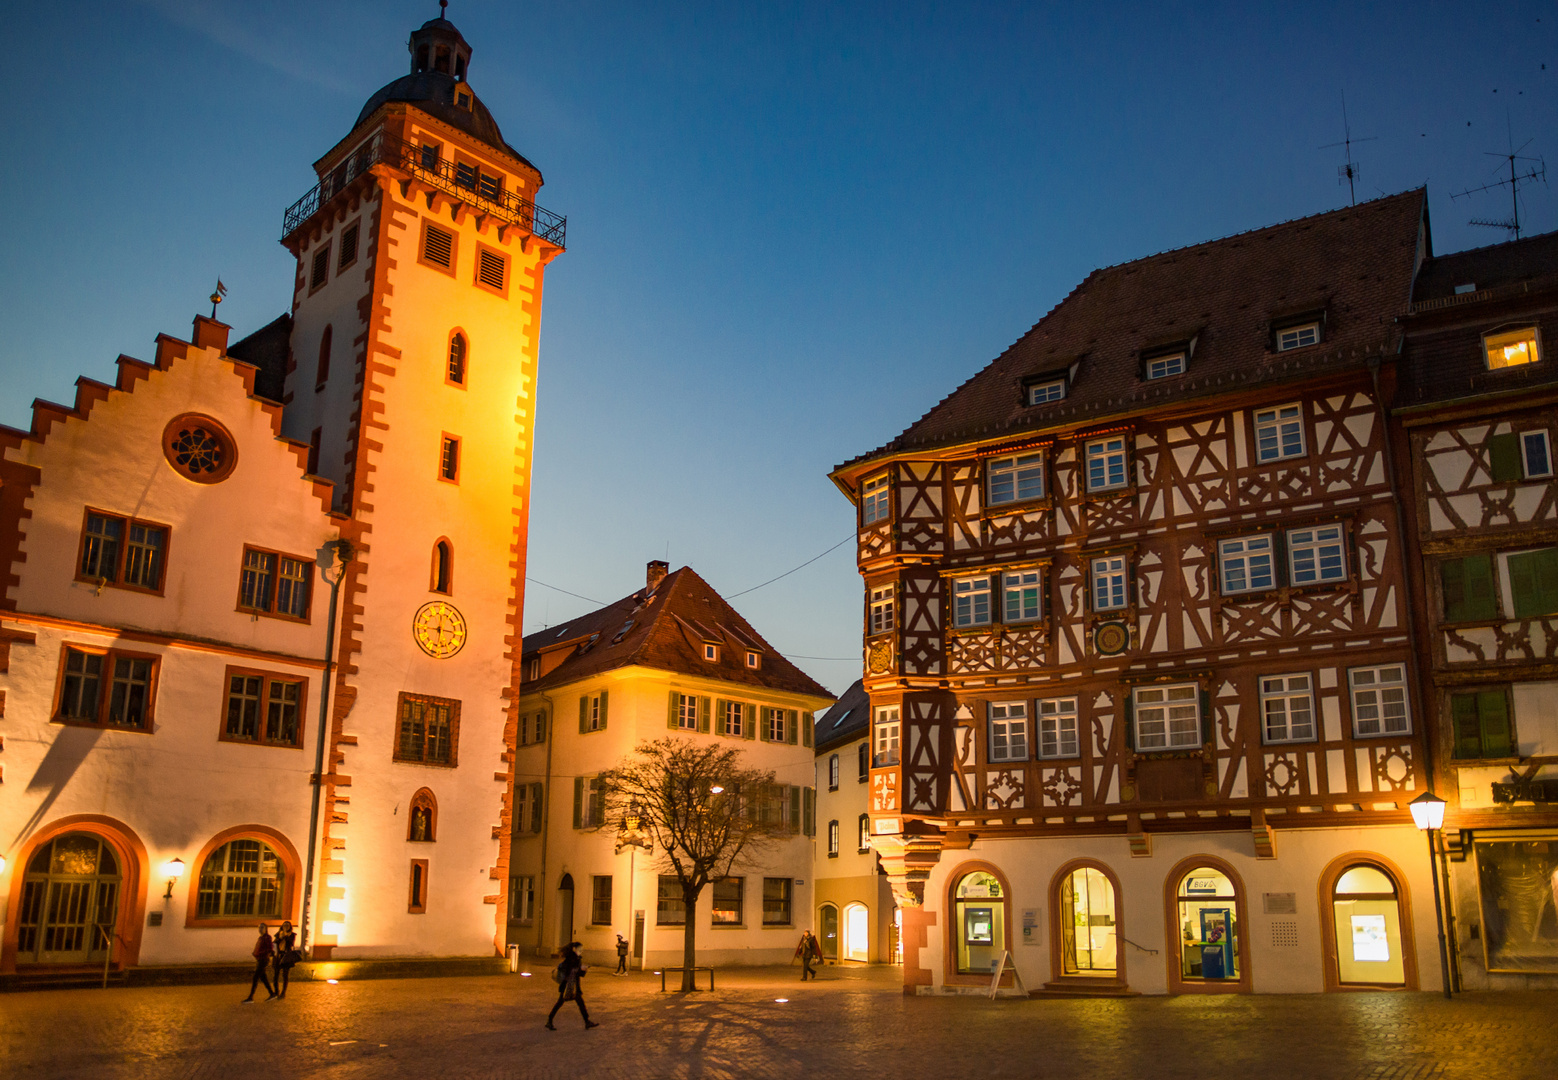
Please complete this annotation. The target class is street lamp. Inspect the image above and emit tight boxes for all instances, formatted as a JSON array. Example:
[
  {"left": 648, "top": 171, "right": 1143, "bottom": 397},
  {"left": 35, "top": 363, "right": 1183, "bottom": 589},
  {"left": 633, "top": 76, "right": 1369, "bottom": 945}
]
[
  {"left": 162, "top": 858, "right": 186, "bottom": 900},
  {"left": 1409, "top": 791, "right": 1452, "bottom": 999}
]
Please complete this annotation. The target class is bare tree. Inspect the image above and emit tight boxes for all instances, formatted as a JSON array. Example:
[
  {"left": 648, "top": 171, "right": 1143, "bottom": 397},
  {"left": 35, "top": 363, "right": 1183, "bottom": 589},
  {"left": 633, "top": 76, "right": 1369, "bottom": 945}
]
[{"left": 597, "top": 738, "right": 784, "bottom": 991}]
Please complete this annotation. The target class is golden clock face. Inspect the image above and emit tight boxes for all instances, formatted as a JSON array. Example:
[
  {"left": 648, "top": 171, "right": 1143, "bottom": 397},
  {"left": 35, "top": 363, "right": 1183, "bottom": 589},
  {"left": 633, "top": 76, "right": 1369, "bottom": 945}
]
[
  {"left": 413, "top": 601, "right": 467, "bottom": 659},
  {"left": 1094, "top": 621, "right": 1129, "bottom": 656}
]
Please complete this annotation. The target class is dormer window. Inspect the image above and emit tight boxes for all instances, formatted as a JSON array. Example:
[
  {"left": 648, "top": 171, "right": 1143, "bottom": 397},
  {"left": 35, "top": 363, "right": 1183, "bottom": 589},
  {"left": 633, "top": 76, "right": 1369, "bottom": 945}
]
[
  {"left": 610, "top": 619, "right": 634, "bottom": 644},
  {"left": 457, "top": 91, "right": 472, "bottom": 110},
  {"left": 1276, "top": 321, "right": 1321, "bottom": 352},
  {"left": 1144, "top": 352, "right": 1186, "bottom": 380},
  {"left": 703, "top": 643, "right": 720, "bottom": 662},
  {"left": 746, "top": 650, "right": 761, "bottom": 669},
  {"left": 1484, "top": 327, "right": 1540, "bottom": 370},
  {"left": 1027, "top": 378, "right": 1066, "bottom": 405}
]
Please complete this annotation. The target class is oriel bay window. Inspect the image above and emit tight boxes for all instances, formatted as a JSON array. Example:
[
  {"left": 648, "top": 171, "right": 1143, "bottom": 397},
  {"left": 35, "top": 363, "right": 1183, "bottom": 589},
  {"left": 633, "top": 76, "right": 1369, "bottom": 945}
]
[
  {"left": 874, "top": 706, "right": 900, "bottom": 766},
  {"left": 1133, "top": 683, "right": 1202, "bottom": 751},
  {"left": 394, "top": 692, "right": 459, "bottom": 766},
  {"left": 860, "top": 473, "right": 890, "bottom": 525},
  {"left": 986, "top": 451, "right": 1044, "bottom": 506},
  {"left": 952, "top": 575, "right": 992, "bottom": 627},
  {"left": 869, "top": 584, "right": 895, "bottom": 635},
  {"left": 78, "top": 510, "right": 168, "bottom": 592},
  {"left": 56, "top": 646, "right": 157, "bottom": 731},
  {"left": 222, "top": 669, "right": 305, "bottom": 748},
  {"left": 238, "top": 546, "right": 312, "bottom": 620}
]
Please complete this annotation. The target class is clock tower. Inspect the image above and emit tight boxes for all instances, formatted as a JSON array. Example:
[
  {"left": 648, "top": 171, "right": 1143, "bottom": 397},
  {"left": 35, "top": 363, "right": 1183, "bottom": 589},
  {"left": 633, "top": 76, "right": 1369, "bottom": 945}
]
[{"left": 276, "top": 12, "right": 563, "bottom": 958}]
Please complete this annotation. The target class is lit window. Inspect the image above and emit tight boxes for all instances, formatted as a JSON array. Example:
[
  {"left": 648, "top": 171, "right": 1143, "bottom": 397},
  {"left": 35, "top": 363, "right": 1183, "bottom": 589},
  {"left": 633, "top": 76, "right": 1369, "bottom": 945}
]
[
  {"left": 988, "top": 702, "right": 1028, "bottom": 762},
  {"left": 1144, "top": 352, "right": 1185, "bottom": 380},
  {"left": 1037, "top": 697, "right": 1079, "bottom": 759},
  {"left": 1219, "top": 535, "right": 1274, "bottom": 595},
  {"left": 869, "top": 584, "right": 895, "bottom": 634},
  {"left": 952, "top": 575, "right": 992, "bottom": 627},
  {"left": 873, "top": 706, "right": 900, "bottom": 766},
  {"left": 1522, "top": 431, "right": 1552, "bottom": 478},
  {"left": 858, "top": 813, "right": 871, "bottom": 852},
  {"left": 1134, "top": 684, "right": 1201, "bottom": 750},
  {"left": 1002, "top": 569, "right": 1043, "bottom": 622},
  {"left": 1028, "top": 378, "right": 1066, "bottom": 404},
  {"left": 1254, "top": 404, "right": 1305, "bottom": 462},
  {"left": 1091, "top": 556, "right": 1128, "bottom": 611},
  {"left": 1484, "top": 327, "right": 1540, "bottom": 370},
  {"left": 987, "top": 452, "right": 1045, "bottom": 505},
  {"left": 1260, "top": 674, "right": 1315, "bottom": 744},
  {"left": 1276, "top": 322, "right": 1320, "bottom": 351},
  {"left": 222, "top": 671, "right": 304, "bottom": 748},
  {"left": 712, "top": 877, "right": 743, "bottom": 924},
  {"left": 1287, "top": 524, "right": 1346, "bottom": 585},
  {"left": 1349, "top": 665, "right": 1410, "bottom": 737},
  {"left": 395, "top": 693, "right": 459, "bottom": 765},
  {"left": 861, "top": 474, "right": 890, "bottom": 525},
  {"left": 1086, "top": 437, "right": 1128, "bottom": 492},
  {"left": 196, "top": 839, "right": 285, "bottom": 919}
]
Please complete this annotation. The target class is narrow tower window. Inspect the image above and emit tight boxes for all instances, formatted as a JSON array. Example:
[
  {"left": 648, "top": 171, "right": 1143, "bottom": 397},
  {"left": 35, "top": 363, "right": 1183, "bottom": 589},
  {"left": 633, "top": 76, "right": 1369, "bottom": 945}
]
[
  {"left": 447, "top": 333, "right": 467, "bottom": 385},
  {"left": 439, "top": 435, "right": 460, "bottom": 483},
  {"left": 316, "top": 326, "right": 332, "bottom": 391},
  {"left": 307, "top": 428, "right": 321, "bottom": 475},
  {"left": 432, "top": 540, "right": 453, "bottom": 594}
]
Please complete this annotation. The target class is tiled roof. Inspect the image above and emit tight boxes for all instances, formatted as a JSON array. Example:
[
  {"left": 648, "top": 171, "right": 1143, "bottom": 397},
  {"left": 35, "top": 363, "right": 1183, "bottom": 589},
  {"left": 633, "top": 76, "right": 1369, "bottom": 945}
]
[
  {"left": 1410, "top": 230, "right": 1558, "bottom": 303},
  {"left": 813, "top": 679, "right": 867, "bottom": 753},
  {"left": 228, "top": 314, "right": 292, "bottom": 402},
  {"left": 521, "top": 566, "right": 831, "bottom": 701},
  {"left": 835, "top": 190, "right": 1428, "bottom": 472}
]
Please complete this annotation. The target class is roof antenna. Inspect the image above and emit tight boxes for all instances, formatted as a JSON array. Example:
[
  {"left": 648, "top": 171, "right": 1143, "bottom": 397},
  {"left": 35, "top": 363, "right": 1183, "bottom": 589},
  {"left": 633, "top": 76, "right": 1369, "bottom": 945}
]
[
  {"left": 1319, "top": 92, "right": 1376, "bottom": 206},
  {"left": 1451, "top": 112, "right": 1546, "bottom": 240}
]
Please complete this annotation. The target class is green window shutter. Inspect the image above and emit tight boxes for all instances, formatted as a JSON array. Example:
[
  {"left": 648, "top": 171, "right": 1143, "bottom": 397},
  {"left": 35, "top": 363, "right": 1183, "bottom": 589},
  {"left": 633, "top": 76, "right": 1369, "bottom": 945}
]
[
  {"left": 1477, "top": 690, "right": 1512, "bottom": 757},
  {"left": 1490, "top": 432, "right": 1522, "bottom": 482},
  {"left": 713, "top": 699, "right": 727, "bottom": 735},
  {"left": 579, "top": 695, "right": 589, "bottom": 734},
  {"left": 1465, "top": 554, "right": 1498, "bottom": 620},
  {"left": 1123, "top": 692, "right": 1135, "bottom": 752},
  {"left": 668, "top": 690, "right": 680, "bottom": 730},
  {"left": 802, "top": 712, "right": 814, "bottom": 748},
  {"left": 789, "top": 786, "right": 802, "bottom": 833},
  {"left": 744, "top": 704, "right": 757, "bottom": 740},
  {"left": 804, "top": 788, "right": 816, "bottom": 837},
  {"left": 699, "top": 697, "right": 712, "bottom": 734},
  {"left": 1509, "top": 548, "right": 1558, "bottom": 618},
  {"left": 1441, "top": 558, "right": 1469, "bottom": 621},
  {"left": 759, "top": 708, "right": 770, "bottom": 742},
  {"left": 1200, "top": 688, "right": 1213, "bottom": 746},
  {"left": 531, "top": 783, "right": 544, "bottom": 833},
  {"left": 573, "top": 776, "right": 584, "bottom": 829},
  {"left": 1450, "top": 693, "right": 1482, "bottom": 758},
  {"left": 598, "top": 689, "right": 609, "bottom": 730},
  {"left": 786, "top": 709, "right": 799, "bottom": 745}
]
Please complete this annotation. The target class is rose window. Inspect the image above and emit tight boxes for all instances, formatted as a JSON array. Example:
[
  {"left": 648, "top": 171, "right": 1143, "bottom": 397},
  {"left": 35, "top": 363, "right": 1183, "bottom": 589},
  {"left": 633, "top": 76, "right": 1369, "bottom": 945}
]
[{"left": 162, "top": 414, "right": 237, "bottom": 483}]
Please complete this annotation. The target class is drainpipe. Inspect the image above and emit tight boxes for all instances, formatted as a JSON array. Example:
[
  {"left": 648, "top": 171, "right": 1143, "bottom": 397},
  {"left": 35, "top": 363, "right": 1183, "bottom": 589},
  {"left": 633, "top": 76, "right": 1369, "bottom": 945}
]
[
  {"left": 534, "top": 689, "right": 555, "bottom": 957},
  {"left": 300, "top": 538, "right": 351, "bottom": 959}
]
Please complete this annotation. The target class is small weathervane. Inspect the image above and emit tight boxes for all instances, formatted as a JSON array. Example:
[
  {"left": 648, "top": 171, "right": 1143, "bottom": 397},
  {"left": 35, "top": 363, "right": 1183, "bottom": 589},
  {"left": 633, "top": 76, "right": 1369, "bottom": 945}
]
[{"left": 209, "top": 279, "right": 227, "bottom": 319}]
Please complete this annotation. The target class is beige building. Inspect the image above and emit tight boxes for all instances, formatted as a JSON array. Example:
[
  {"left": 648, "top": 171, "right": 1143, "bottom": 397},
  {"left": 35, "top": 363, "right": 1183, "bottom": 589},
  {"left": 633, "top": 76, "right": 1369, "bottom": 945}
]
[
  {"left": 814, "top": 680, "right": 898, "bottom": 964},
  {"left": 507, "top": 562, "right": 832, "bottom": 968}
]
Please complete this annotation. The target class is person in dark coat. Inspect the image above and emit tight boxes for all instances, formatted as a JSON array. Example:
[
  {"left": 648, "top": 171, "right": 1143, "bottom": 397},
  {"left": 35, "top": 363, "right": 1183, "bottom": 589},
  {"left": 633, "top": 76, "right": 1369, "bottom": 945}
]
[
  {"left": 546, "top": 942, "right": 598, "bottom": 1030},
  {"left": 271, "top": 920, "right": 298, "bottom": 999},
  {"left": 795, "top": 929, "right": 822, "bottom": 981},
  {"left": 242, "top": 922, "right": 277, "bottom": 1002},
  {"left": 614, "top": 934, "right": 629, "bottom": 975}
]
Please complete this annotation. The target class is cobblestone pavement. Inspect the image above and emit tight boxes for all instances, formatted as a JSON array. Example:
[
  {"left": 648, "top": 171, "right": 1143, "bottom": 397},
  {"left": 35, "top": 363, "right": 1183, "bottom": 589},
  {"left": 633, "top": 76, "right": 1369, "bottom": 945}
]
[{"left": 3, "top": 963, "right": 1556, "bottom": 1080}]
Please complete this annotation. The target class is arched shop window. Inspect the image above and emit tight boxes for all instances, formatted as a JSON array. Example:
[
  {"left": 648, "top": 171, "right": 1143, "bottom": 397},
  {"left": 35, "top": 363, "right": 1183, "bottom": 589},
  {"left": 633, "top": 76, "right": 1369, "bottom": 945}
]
[
  {"left": 197, "top": 839, "right": 286, "bottom": 919},
  {"left": 1332, "top": 863, "right": 1405, "bottom": 987},
  {"left": 1175, "top": 866, "right": 1240, "bottom": 982},
  {"left": 1060, "top": 865, "right": 1116, "bottom": 975},
  {"left": 953, "top": 870, "right": 1005, "bottom": 974},
  {"left": 819, "top": 903, "right": 839, "bottom": 959}
]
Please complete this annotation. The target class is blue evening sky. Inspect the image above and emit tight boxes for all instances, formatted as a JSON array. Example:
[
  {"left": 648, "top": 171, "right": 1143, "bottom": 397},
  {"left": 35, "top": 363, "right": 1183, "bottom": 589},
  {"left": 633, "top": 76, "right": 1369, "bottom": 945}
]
[{"left": 1, "top": 2, "right": 1552, "bottom": 695}]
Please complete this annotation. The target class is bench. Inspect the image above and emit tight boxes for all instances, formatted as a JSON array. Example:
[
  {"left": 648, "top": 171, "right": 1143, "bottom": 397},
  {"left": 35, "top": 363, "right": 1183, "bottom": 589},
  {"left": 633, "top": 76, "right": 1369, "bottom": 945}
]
[{"left": 659, "top": 966, "right": 715, "bottom": 992}]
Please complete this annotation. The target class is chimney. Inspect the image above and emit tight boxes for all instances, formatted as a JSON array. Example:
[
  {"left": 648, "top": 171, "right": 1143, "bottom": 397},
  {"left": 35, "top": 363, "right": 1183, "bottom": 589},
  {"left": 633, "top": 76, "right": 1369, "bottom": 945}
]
[{"left": 646, "top": 560, "right": 668, "bottom": 592}]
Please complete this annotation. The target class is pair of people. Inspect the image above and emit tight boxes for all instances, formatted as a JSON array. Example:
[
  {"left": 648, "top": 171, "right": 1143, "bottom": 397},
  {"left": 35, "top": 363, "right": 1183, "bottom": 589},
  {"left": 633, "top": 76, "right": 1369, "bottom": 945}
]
[
  {"left": 242, "top": 921, "right": 298, "bottom": 1002},
  {"left": 547, "top": 942, "right": 600, "bottom": 1030}
]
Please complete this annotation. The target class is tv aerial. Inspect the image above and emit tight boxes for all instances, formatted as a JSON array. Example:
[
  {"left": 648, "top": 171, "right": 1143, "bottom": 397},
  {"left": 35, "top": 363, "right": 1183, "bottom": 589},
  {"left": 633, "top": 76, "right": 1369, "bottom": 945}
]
[
  {"left": 1320, "top": 93, "right": 1377, "bottom": 206},
  {"left": 1451, "top": 116, "right": 1546, "bottom": 240}
]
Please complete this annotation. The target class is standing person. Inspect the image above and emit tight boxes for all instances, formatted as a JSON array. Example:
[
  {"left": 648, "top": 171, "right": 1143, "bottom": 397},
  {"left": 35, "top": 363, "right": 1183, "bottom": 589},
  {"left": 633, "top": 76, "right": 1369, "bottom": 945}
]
[
  {"left": 272, "top": 921, "right": 298, "bottom": 999},
  {"left": 546, "top": 942, "right": 599, "bottom": 1031},
  {"left": 242, "top": 922, "right": 277, "bottom": 1003},
  {"left": 795, "top": 929, "right": 822, "bottom": 981},
  {"left": 614, "top": 934, "right": 629, "bottom": 975}
]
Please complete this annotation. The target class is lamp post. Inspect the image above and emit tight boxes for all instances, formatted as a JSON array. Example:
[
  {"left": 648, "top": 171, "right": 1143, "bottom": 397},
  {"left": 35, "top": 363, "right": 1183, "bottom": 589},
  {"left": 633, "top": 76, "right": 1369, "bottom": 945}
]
[{"left": 1409, "top": 791, "right": 1452, "bottom": 999}]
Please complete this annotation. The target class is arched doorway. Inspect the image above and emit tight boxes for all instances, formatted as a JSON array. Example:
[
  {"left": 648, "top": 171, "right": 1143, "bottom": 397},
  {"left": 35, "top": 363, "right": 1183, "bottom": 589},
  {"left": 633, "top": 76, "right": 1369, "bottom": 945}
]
[
  {"left": 557, "top": 873, "right": 575, "bottom": 946},
  {"left": 1321, "top": 856, "right": 1416, "bottom": 990},
  {"left": 818, "top": 903, "right": 839, "bottom": 960},
  {"left": 1165, "top": 857, "right": 1250, "bottom": 993},
  {"left": 17, "top": 833, "right": 122, "bottom": 965},
  {"left": 844, "top": 902, "right": 869, "bottom": 962},
  {"left": 948, "top": 865, "right": 1011, "bottom": 980},
  {"left": 1049, "top": 860, "right": 1126, "bottom": 989}
]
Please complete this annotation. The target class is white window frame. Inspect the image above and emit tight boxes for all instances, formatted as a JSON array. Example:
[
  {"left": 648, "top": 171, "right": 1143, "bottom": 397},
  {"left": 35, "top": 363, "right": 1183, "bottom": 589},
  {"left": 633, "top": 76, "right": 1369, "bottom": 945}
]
[
  {"left": 676, "top": 693, "right": 698, "bottom": 730},
  {"left": 1086, "top": 437, "right": 1128, "bottom": 492},
  {"left": 703, "top": 642, "right": 720, "bottom": 661},
  {"left": 1091, "top": 556, "right": 1128, "bottom": 611},
  {"left": 1260, "top": 673, "right": 1315, "bottom": 744},
  {"left": 952, "top": 575, "right": 993, "bottom": 628},
  {"left": 1002, "top": 569, "right": 1044, "bottom": 623},
  {"left": 1134, "top": 683, "right": 1201, "bottom": 751},
  {"left": 1028, "top": 378, "right": 1066, "bottom": 405},
  {"left": 861, "top": 473, "right": 891, "bottom": 525},
  {"left": 1219, "top": 535, "right": 1275, "bottom": 595},
  {"left": 869, "top": 584, "right": 895, "bottom": 635},
  {"left": 1276, "top": 322, "right": 1320, "bottom": 351},
  {"left": 987, "top": 452, "right": 1045, "bottom": 506},
  {"left": 874, "top": 706, "right": 900, "bottom": 766},
  {"left": 1349, "top": 665, "right": 1410, "bottom": 737},
  {"left": 723, "top": 700, "right": 744, "bottom": 737},
  {"left": 767, "top": 708, "right": 786, "bottom": 743},
  {"left": 1521, "top": 430, "right": 1553, "bottom": 479},
  {"left": 1287, "top": 524, "right": 1347, "bottom": 586},
  {"left": 585, "top": 693, "right": 605, "bottom": 732},
  {"left": 1254, "top": 404, "right": 1305, "bottom": 462},
  {"left": 1483, "top": 326, "right": 1541, "bottom": 371},
  {"left": 827, "top": 820, "right": 840, "bottom": 857},
  {"left": 511, "top": 874, "right": 535, "bottom": 921},
  {"left": 828, "top": 754, "right": 840, "bottom": 790},
  {"left": 1144, "top": 352, "right": 1186, "bottom": 380},
  {"left": 1037, "top": 697, "right": 1079, "bottom": 759},
  {"left": 858, "top": 814, "right": 871, "bottom": 852},
  {"left": 988, "top": 702, "right": 1029, "bottom": 762},
  {"left": 746, "top": 650, "right": 761, "bottom": 669}
]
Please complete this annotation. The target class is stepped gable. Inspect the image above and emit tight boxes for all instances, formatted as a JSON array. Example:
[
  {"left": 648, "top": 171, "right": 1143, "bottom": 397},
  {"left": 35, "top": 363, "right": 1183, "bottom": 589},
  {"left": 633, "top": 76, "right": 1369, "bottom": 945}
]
[
  {"left": 523, "top": 566, "right": 829, "bottom": 699},
  {"left": 227, "top": 313, "right": 293, "bottom": 403},
  {"left": 1398, "top": 229, "right": 1558, "bottom": 410},
  {"left": 836, "top": 189, "right": 1428, "bottom": 470},
  {"left": 814, "top": 679, "right": 868, "bottom": 753}
]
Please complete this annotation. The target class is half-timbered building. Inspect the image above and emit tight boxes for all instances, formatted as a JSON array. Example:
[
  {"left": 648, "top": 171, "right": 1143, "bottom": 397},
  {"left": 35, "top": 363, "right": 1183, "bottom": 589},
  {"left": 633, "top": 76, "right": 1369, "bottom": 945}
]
[
  {"left": 831, "top": 191, "right": 1446, "bottom": 995},
  {"left": 1396, "top": 229, "right": 1558, "bottom": 990}
]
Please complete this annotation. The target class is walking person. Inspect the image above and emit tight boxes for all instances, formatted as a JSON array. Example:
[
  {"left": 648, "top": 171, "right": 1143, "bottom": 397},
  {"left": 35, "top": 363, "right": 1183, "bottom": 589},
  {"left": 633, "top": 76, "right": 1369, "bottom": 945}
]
[
  {"left": 271, "top": 921, "right": 298, "bottom": 999},
  {"left": 242, "top": 922, "right": 277, "bottom": 1002},
  {"left": 614, "top": 934, "right": 629, "bottom": 975},
  {"left": 546, "top": 942, "right": 599, "bottom": 1030},
  {"left": 795, "top": 929, "right": 822, "bottom": 981}
]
